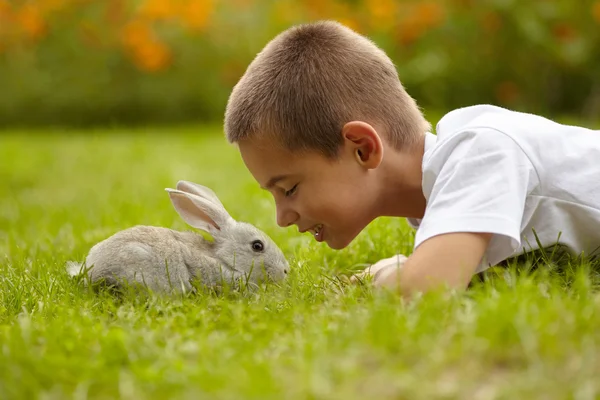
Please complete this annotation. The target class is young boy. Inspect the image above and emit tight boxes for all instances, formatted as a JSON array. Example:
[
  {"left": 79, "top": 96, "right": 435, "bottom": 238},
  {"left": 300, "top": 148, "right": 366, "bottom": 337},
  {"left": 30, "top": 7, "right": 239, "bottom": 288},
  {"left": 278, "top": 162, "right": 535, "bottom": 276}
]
[{"left": 223, "top": 20, "right": 600, "bottom": 299}]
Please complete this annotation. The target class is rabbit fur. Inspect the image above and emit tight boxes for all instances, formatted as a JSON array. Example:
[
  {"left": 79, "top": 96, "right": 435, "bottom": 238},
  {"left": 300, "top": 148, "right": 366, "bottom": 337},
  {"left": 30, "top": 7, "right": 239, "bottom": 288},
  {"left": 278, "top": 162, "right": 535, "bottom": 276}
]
[{"left": 67, "top": 181, "right": 289, "bottom": 294}]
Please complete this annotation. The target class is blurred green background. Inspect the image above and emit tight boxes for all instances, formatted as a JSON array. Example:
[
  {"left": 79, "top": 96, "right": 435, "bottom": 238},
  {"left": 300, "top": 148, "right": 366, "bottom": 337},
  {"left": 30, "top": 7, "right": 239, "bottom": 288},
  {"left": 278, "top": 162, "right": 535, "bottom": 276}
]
[{"left": 1, "top": 0, "right": 599, "bottom": 128}]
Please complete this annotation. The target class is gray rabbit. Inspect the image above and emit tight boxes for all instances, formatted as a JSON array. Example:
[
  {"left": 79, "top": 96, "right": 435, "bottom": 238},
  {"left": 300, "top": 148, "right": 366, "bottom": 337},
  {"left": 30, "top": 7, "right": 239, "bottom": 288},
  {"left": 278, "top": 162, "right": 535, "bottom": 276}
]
[{"left": 67, "top": 181, "right": 289, "bottom": 294}]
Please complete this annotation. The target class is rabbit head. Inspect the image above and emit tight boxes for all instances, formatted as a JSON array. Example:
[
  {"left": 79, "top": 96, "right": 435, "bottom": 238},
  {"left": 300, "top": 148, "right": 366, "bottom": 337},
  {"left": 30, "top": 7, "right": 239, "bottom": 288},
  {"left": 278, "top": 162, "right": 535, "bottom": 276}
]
[{"left": 166, "top": 181, "right": 289, "bottom": 285}]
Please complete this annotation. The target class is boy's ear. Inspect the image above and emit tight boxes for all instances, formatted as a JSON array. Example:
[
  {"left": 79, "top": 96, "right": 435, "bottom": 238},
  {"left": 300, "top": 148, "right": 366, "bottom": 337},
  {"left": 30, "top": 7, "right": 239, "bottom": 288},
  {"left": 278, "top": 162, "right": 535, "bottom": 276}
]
[{"left": 341, "top": 121, "right": 384, "bottom": 169}]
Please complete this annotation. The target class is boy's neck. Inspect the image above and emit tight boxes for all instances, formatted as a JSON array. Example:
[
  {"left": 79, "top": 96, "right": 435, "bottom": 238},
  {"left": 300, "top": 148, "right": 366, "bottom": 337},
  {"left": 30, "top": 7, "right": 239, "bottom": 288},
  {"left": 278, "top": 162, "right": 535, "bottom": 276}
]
[{"left": 375, "top": 133, "right": 427, "bottom": 219}]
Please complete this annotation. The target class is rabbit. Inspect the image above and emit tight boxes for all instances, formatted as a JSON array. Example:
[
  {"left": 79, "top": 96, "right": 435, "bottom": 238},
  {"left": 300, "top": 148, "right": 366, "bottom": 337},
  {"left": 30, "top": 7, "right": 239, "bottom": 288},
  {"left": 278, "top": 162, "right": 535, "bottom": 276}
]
[{"left": 66, "top": 180, "right": 290, "bottom": 294}]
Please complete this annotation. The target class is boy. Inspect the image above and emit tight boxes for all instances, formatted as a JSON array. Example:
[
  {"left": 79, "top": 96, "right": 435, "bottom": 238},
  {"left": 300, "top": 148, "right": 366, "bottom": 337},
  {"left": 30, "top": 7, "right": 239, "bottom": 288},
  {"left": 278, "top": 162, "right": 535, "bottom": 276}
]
[{"left": 223, "top": 21, "right": 600, "bottom": 299}]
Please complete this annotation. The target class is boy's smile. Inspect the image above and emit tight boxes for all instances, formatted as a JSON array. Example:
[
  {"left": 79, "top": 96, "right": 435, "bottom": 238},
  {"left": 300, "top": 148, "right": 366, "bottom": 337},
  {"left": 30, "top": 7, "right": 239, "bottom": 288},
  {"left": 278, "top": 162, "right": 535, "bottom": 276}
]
[{"left": 237, "top": 133, "right": 380, "bottom": 249}]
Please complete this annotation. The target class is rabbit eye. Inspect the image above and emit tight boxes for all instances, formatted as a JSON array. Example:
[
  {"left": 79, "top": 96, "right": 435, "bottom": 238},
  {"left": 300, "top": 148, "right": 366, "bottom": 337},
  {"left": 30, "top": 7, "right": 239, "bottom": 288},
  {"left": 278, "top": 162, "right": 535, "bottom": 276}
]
[{"left": 251, "top": 240, "right": 264, "bottom": 252}]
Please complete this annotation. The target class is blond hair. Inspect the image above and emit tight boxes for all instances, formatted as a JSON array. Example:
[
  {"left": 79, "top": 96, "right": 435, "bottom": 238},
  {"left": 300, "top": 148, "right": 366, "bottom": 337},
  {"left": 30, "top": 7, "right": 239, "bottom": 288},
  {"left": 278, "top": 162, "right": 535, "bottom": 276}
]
[{"left": 224, "top": 20, "right": 430, "bottom": 158}]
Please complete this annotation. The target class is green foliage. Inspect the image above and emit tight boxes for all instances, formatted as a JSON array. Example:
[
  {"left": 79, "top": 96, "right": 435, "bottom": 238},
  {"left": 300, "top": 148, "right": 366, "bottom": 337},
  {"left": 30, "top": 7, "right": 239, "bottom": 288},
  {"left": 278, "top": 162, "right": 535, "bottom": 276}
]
[{"left": 0, "top": 0, "right": 599, "bottom": 128}]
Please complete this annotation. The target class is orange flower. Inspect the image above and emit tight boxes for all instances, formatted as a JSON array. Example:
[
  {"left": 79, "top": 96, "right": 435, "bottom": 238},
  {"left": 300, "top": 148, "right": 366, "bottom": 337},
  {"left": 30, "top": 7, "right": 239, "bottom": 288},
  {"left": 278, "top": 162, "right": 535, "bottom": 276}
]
[
  {"left": 271, "top": 0, "right": 302, "bottom": 25},
  {"left": 0, "top": 0, "right": 11, "bottom": 17},
  {"left": 229, "top": 0, "right": 253, "bottom": 9},
  {"left": 0, "top": 0, "right": 11, "bottom": 43},
  {"left": 593, "top": 1, "right": 600, "bottom": 23},
  {"left": 329, "top": 1, "right": 358, "bottom": 29},
  {"left": 365, "top": 0, "right": 396, "bottom": 27},
  {"left": 397, "top": 16, "right": 424, "bottom": 45},
  {"left": 133, "top": 39, "right": 172, "bottom": 72},
  {"left": 121, "top": 19, "right": 153, "bottom": 49},
  {"left": 180, "top": 0, "right": 214, "bottom": 32},
  {"left": 338, "top": 17, "right": 360, "bottom": 33},
  {"left": 106, "top": 0, "right": 126, "bottom": 25},
  {"left": 304, "top": 0, "right": 328, "bottom": 19},
  {"left": 15, "top": 4, "right": 46, "bottom": 40},
  {"left": 394, "top": 2, "right": 445, "bottom": 45},
  {"left": 39, "top": 0, "right": 68, "bottom": 14},
  {"left": 220, "top": 61, "right": 245, "bottom": 85},
  {"left": 80, "top": 21, "right": 102, "bottom": 48},
  {"left": 495, "top": 81, "right": 520, "bottom": 104},
  {"left": 451, "top": 0, "right": 474, "bottom": 7},
  {"left": 120, "top": 19, "right": 172, "bottom": 72},
  {"left": 139, "top": 0, "right": 178, "bottom": 21},
  {"left": 553, "top": 23, "right": 576, "bottom": 42},
  {"left": 414, "top": 2, "right": 445, "bottom": 28},
  {"left": 481, "top": 10, "right": 502, "bottom": 33}
]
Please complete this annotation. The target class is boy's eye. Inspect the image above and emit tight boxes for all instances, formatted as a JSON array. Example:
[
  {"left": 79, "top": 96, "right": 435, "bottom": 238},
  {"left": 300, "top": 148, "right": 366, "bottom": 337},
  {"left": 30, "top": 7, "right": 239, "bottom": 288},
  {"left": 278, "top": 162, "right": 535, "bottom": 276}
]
[{"left": 285, "top": 184, "right": 298, "bottom": 197}]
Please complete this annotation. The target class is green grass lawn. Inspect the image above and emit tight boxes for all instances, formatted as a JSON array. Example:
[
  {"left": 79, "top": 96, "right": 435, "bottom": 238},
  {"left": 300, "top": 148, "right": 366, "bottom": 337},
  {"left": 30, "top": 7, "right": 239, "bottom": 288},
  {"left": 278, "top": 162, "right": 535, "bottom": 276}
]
[{"left": 1, "top": 126, "right": 600, "bottom": 399}]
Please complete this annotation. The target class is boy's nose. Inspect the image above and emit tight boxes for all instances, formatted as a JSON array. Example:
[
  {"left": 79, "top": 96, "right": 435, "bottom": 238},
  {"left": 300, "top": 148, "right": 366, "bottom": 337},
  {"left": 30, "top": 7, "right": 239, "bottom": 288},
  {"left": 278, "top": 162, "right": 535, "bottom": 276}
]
[{"left": 276, "top": 206, "right": 298, "bottom": 228}]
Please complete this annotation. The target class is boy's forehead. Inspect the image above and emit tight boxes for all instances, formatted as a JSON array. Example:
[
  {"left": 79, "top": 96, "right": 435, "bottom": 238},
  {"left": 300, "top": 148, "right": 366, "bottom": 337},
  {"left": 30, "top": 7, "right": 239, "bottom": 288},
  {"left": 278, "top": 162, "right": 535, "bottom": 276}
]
[
  {"left": 238, "top": 136, "right": 293, "bottom": 163},
  {"left": 237, "top": 137, "right": 298, "bottom": 182}
]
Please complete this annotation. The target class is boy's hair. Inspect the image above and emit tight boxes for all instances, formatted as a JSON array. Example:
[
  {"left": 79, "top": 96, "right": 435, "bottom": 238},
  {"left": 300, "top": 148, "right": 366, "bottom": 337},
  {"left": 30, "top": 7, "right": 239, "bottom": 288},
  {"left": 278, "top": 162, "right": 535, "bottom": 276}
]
[{"left": 224, "top": 20, "right": 430, "bottom": 158}]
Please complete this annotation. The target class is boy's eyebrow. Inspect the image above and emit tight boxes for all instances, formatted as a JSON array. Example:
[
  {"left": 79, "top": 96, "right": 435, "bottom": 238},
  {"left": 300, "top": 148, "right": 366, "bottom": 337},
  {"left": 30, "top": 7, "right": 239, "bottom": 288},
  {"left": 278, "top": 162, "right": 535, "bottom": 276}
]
[{"left": 262, "top": 175, "right": 289, "bottom": 190}]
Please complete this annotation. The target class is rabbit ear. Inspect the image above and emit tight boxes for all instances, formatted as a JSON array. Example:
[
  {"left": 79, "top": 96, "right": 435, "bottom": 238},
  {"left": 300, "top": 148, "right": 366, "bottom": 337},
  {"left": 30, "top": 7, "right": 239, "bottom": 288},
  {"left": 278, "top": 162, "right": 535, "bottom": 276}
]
[
  {"left": 166, "top": 188, "right": 234, "bottom": 233},
  {"left": 175, "top": 181, "right": 225, "bottom": 209}
]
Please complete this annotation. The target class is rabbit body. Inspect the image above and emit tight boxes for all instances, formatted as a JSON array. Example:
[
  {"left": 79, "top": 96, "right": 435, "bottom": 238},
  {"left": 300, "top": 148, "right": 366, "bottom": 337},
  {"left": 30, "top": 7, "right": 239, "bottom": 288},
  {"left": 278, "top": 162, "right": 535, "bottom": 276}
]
[
  {"left": 82, "top": 225, "right": 242, "bottom": 293},
  {"left": 67, "top": 181, "right": 290, "bottom": 294}
]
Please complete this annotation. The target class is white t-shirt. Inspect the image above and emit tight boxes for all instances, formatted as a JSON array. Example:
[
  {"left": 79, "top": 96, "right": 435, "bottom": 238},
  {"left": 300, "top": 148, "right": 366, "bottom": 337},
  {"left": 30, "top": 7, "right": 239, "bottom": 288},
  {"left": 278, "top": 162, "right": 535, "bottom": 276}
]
[{"left": 407, "top": 104, "right": 600, "bottom": 273}]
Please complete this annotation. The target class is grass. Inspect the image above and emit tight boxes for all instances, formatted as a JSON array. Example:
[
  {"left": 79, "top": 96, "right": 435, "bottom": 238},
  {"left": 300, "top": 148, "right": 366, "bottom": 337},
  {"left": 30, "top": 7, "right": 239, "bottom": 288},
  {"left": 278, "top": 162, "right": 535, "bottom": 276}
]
[{"left": 1, "top": 126, "right": 600, "bottom": 400}]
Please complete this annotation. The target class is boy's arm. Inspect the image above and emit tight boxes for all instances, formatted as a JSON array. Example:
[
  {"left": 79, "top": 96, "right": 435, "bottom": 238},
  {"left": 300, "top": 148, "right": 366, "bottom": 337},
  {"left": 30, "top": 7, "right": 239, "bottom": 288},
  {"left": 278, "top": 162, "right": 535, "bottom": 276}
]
[
  {"left": 357, "top": 128, "right": 539, "bottom": 298},
  {"left": 400, "top": 231, "right": 492, "bottom": 295},
  {"left": 352, "top": 231, "right": 492, "bottom": 298}
]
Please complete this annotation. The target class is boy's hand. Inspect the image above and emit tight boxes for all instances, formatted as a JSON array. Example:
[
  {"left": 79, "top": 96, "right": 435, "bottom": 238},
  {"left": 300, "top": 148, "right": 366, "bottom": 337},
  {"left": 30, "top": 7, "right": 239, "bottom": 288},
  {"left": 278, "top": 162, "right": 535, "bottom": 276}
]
[
  {"left": 350, "top": 254, "right": 408, "bottom": 284},
  {"left": 350, "top": 232, "right": 492, "bottom": 299}
]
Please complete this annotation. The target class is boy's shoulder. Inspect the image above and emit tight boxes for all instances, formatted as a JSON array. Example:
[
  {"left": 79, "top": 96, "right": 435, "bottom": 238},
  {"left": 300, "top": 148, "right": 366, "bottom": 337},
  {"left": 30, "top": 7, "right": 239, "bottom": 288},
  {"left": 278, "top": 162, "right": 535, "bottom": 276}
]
[
  {"left": 411, "top": 103, "right": 600, "bottom": 227},
  {"left": 425, "top": 103, "right": 599, "bottom": 173},
  {"left": 423, "top": 104, "right": 528, "bottom": 169},
  {"left": 406, "top": 104, "right": 533, "bottom": 231},
  {"left": 408, "top": 105, "right": 600, "bottom": 271},
  {"left": 433, "top": 101, "right": 596, "bottom": 146},
  {"left": 435, "top": 104, "right": 507, "bottom": 135},
  {"left": 433, "top": 103, "right": 596, "bottom": 142},
  {"left": 434, "top": 104, "right": 548, "bottom": 141}
]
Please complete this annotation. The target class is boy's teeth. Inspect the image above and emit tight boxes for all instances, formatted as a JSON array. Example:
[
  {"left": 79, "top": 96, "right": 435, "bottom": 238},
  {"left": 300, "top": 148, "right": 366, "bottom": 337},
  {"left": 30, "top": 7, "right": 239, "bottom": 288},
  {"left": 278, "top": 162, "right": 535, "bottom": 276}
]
[{"left": 313, "top": 224, "right": 322, "bottom": 237}]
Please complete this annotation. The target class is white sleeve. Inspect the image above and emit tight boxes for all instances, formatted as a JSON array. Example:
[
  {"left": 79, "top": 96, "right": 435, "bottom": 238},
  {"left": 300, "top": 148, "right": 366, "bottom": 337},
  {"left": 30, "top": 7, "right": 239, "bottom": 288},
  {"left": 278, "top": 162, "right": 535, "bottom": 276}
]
[{"left": 415, "top": 128, "right": 539, "bottom": 266}]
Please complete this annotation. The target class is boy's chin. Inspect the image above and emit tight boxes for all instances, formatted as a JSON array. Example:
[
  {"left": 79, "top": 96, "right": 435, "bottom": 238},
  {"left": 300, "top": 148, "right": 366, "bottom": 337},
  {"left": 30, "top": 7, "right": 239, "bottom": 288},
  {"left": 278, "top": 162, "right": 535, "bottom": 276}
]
[
  {"left": 326, "top": 240, "right": 348, "bottom": 250},
  {"left": 325, "top": 231, "right": 359, "bottom": 250}
]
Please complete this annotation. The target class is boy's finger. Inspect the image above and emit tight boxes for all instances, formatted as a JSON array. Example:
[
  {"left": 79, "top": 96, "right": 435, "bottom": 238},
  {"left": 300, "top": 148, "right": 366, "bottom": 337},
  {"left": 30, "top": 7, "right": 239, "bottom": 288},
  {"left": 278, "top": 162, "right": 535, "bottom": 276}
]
[
  {"left": 348, "top": 265, "right": 389, "bottom": 284},
  {"left": 349, "top": 273, "right": 365, "bottom": 283},
  {"left": 348, "top": 254, "right": 408, "bottom": 284}
]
